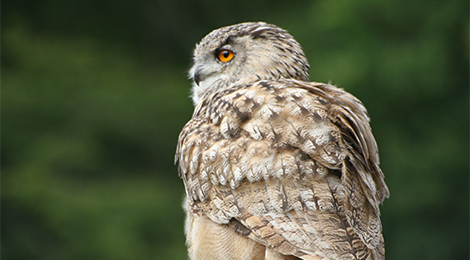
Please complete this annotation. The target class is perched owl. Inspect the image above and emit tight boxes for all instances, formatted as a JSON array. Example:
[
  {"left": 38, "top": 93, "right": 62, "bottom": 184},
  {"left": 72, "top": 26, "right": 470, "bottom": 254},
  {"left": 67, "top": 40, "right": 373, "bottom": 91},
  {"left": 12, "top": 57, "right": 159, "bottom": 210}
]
[{"left": 175, "top": 22, "right": 389, "bottom": 260}]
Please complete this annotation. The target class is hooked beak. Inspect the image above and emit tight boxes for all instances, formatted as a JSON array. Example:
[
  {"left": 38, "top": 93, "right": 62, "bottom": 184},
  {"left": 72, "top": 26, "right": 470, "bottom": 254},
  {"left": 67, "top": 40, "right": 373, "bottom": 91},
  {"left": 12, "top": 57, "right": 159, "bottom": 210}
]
[{"left": 193, "top": 67, "right": 202, "bottom": 86}]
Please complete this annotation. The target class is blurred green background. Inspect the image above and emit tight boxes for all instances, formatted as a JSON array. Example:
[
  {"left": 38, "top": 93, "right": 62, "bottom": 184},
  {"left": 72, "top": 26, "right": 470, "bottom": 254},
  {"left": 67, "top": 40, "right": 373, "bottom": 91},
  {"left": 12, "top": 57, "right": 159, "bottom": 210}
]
[{"left": 2, "top": 0, "right": 469, "bottom": 259}]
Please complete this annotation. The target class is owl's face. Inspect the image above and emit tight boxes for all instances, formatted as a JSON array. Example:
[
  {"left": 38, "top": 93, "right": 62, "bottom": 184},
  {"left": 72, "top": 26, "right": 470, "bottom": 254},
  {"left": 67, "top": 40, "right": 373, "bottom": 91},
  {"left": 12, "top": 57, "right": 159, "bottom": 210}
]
[{"left": 189, "top": 22, "right": 310, "bottom": 105}]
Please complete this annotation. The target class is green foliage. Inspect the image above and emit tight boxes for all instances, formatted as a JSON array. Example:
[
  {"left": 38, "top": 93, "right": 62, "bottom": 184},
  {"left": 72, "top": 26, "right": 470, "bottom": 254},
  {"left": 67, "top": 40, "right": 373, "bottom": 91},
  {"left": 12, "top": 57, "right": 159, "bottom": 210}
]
[
  {"left": 3, "top": 0, "right": 468, "bottom": 259},
  {"left": 2, "top": 25, "right": 191, "bottom": 260}
]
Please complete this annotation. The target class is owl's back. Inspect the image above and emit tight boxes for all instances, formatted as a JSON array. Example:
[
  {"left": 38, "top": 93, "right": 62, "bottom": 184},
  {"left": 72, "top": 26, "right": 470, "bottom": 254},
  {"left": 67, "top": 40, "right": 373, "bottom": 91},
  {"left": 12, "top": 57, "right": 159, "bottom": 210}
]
[{"left": 176, "top": 79, "right": 388, "bottom": 260}]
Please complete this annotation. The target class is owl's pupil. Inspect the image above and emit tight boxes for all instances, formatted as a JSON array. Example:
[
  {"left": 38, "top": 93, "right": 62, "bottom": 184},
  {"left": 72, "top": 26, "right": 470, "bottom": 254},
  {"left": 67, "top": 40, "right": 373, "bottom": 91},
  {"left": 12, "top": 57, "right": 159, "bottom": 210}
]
[{"left": 222, "top": 51, "right": 229, "bottom": 58}]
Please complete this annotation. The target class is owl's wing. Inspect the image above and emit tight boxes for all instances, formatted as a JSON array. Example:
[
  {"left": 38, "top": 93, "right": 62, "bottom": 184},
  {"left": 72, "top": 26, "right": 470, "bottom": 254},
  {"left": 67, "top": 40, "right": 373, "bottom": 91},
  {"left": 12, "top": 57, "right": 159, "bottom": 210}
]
[{"left": 176, "top": 79, "right": 389, "bottom": 260}]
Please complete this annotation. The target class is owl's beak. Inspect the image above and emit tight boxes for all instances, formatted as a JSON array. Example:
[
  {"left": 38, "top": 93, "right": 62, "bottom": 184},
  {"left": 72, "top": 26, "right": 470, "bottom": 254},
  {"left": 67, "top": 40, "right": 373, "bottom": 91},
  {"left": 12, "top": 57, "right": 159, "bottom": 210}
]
[{"left": 193, "top": 68, "right": 201, "bottom": 86}]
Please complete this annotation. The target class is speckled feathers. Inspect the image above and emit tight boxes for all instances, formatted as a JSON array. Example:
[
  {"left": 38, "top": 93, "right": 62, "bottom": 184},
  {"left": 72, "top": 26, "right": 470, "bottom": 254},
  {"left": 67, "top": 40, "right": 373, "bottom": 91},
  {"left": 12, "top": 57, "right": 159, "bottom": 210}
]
[
  {"left": 176, "top": 22, "right": 388, "bottom": 260},
  {"left": 189, "top": 22, "right": 310, "bottom": 106}
]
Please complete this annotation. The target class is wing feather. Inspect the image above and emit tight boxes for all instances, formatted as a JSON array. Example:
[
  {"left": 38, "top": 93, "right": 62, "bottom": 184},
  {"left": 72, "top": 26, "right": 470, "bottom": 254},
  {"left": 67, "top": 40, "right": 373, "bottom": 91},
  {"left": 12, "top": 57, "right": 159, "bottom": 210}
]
[{"left": 176, "top": 79, "right": 388, "bottom": 259}]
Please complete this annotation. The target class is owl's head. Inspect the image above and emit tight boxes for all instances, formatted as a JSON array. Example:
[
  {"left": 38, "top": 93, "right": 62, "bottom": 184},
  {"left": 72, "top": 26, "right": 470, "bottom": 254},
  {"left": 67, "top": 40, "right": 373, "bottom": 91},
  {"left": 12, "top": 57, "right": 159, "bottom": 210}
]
[{"left": 189, "top": 22, "right": 310, "bottom": 105}]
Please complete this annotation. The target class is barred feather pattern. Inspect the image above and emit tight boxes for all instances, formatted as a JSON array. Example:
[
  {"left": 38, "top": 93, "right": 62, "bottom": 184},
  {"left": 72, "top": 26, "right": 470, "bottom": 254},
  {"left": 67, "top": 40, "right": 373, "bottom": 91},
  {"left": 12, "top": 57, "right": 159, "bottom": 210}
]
[{"left": 176, "top": 79, "right": 389, "bottom": 260}]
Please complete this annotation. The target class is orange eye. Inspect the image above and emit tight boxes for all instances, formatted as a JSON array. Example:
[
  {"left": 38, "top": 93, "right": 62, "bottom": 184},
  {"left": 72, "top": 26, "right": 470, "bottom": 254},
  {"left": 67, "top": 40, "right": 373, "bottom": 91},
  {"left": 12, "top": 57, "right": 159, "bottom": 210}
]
[{"left": 218, "top": 49, "right": 234, "bottom": 62}]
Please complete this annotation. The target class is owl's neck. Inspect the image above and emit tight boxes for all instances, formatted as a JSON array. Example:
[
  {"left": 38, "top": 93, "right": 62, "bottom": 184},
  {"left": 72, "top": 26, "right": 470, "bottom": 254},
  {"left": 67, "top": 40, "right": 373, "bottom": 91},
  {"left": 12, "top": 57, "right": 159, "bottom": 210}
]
[{"left": 191, "top": 75, "right": 230, "bottom": 106}]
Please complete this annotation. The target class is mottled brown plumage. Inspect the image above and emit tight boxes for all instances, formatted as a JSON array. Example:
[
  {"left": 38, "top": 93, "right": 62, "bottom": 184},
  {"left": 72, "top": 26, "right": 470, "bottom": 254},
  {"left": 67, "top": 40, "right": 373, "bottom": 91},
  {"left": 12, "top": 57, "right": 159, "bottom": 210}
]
[{"left": 176, "top": 22, "right": 389, "bottom": 260}]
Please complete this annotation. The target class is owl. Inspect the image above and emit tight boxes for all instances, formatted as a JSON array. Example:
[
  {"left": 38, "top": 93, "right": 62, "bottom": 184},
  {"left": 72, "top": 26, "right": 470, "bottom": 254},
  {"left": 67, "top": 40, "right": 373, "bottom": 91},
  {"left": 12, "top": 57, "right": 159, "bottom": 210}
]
[{"left": 175, "top": 22, "right": 389, "bottom": 260}]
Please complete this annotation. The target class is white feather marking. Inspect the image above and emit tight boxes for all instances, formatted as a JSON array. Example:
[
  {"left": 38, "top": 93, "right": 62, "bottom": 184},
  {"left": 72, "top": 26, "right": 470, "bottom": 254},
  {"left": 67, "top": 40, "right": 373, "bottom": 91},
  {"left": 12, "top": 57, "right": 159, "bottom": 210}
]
[
  {"left": 299, "top": 188, "right": 316, "bottom": 211},
  {"left": 210, "top": 171, "right": 219, "bottom": 185},
  {"left": 276, "top": 167, "right": 284, "bottom": 178},
  {"left": 218, "top": 172, "right": 227, "bottom": 185},
  {"left": 208, "top": 149, "right": 217, "bottom": 161},
  {"left": 259, "top": 106, "right": 273, "bottom": 120},
  {"left": 189, "top": 160, "right": 196, "bottom": 175},
  {"left": 260, "top": 164, "right": 269, "bottom": 180},
  {"left": 254, "top": 96, "right": 265, "bottom": 104},
  {"left": 197, "top": 187, "right": 205, "bottom": 201},
  {"left": 316, "top": 165, "right": 328, "bottom": 177},
  {"left": 291, "top": 90, "right": 305, "bottom": 98},
  {"left": 303, "top": 140, "right": 316, "bottom": 154},
  {"left": 223, "top": 163, "right": 231, "bottom": 183},
  {"left": 200, "top": 170, "right": 208, "bottom": 181},
  {"left": 251, "top": 26, "right": 273, "bottom": 35},
  {"left": 234, "top": 167, "right": 243, "bottom": 182},
  {"left": 265, "top": 155, "right": 274, "bottom": 173},
  {"left": 303, "top": 161, "right": 314, "bottom": 177},
  {"left": 291, "top": 105, "right": 302, "bottom": 116},
  {"left": 307, "top": 122, "right": 330, "bottom": 146},
  {"left": 246, "top": 168, "right": 255, "bottom": 182},
  {"left": 244, "top": 89, "right": 257, "bottom": 99},
  {"left": 220, "top": 121, "right": 230, "bottom": 138},
  {"left": 251, "top": 124, "right": 263, "bottom": 141},
  {"left": 230, "top": 178, "right": 237, "bottom": 189}
]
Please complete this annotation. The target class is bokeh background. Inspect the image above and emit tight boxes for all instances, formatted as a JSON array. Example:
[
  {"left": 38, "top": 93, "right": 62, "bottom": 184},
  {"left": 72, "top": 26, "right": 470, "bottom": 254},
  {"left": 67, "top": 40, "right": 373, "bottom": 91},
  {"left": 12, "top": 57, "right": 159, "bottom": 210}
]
[{"left": 3, "top": 0, "right": 469, "bottom": 259}]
